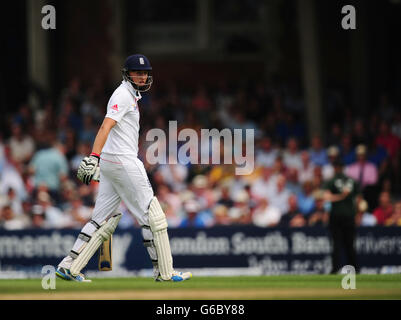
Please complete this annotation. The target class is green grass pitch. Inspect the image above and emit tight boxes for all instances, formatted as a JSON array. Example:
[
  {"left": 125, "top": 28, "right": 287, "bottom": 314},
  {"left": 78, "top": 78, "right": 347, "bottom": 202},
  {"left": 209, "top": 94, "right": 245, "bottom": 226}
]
[{"left": 0, "top": 275, "right": 400, "bottom": 300}]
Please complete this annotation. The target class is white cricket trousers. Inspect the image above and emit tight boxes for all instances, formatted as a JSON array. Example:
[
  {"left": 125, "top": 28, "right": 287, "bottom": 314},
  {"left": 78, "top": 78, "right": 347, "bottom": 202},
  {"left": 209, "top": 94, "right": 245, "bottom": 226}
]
[
  {"left": 92, "top": 153, "right": 154, "bottom": 225},
  {"left": 58, "top": 153, "right": 154, "bottom": 269}
]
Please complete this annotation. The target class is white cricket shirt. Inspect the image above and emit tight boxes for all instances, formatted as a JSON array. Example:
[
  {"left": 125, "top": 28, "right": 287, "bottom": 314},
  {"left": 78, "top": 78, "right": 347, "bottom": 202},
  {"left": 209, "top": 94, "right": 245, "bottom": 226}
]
[{"left": 102, "top": 80, "right": 142, "bottom": 156}]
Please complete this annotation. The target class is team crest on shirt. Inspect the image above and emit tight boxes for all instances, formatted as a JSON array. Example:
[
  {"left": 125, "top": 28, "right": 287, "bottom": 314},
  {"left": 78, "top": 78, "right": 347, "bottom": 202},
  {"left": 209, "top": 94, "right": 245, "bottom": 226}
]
[{"left": 111, "top": 104, "right": 118, "bottom": 111}]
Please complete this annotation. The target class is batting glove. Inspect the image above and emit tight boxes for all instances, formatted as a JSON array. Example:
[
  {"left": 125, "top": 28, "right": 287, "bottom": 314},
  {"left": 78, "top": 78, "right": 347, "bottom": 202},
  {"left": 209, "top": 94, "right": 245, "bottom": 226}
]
[{"left": 77, "top": 153, "right": 100, "bottom": 185}]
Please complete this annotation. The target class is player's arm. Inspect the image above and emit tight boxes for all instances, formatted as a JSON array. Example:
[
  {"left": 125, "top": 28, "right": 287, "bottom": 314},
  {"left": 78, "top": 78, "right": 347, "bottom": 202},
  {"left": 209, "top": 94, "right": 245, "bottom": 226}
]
[
  {"left": 323, "top": 190, "right": 348, "bottom": 202},
  {"left": 77, "top": 117, "right": 116, "bottom": 185},
  {"left": 322, "top": 180, "right": 349, "bottom": 203},
  {"left": 91, "top": 117, "right": 117, "bottom": 155}
]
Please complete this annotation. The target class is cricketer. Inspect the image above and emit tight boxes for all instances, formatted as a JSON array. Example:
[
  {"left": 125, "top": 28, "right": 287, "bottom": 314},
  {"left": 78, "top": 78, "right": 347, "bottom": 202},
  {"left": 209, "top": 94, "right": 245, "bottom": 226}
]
[{"left": 55, "top": 54, "right": 192, "bottom": 282}]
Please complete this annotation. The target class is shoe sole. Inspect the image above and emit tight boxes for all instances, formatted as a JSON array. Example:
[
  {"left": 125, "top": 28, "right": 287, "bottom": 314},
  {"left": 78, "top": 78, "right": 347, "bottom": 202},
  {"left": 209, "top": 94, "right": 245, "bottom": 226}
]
[
  {"left": 56, "top": 269, "right": 91, "bottom": 282},
  {"left": 157, "top": 273, "right": 192, "bottom": 282},
  {"left": 56, "top": 270, "right": 72, "bottom": 281}
]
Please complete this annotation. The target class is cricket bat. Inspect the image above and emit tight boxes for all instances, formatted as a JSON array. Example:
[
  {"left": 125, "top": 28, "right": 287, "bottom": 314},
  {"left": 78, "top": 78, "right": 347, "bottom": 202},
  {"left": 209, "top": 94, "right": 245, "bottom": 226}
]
[{"left": 98, "top": 236, "right": 112, "bottom": 271}]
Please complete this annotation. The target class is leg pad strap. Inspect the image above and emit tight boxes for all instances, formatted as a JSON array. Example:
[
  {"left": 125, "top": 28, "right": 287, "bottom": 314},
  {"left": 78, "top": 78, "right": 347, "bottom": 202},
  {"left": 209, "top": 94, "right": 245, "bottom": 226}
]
[{"left": 70, "top": 213, "right": 122, "bottom": 276}]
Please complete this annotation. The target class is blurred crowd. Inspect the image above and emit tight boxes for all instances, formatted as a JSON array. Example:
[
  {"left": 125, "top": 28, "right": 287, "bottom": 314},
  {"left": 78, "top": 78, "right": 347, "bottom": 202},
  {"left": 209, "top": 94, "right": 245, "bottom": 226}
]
[{"left": 1, "top": 77, "right": 401, "bottom": 230}]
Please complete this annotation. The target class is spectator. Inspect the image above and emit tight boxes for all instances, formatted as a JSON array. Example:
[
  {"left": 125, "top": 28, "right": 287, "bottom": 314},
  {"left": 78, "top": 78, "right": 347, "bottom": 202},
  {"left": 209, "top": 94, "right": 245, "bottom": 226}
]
[
  {"left": 251, "top": 167, "right": 276, "bottom": 200},
  {"left": 252, "top": 198, "right": 281, "bottom": 227},
  {"left": 228, "top": 189, "right": 251, "bottom": 224},
  {"left": 5, "top": 187, "right": 24, "bottom": 216},
  {"left": 8, "top": 122, "right": 35, "bottom": 164},
  {"left": 244, "top": 183, "right": 260, "bottom": 214},
  {"left": 0, "top": 146, "right": 28, "bottom": 201},
  {"left": 385, "top": 201, "right": 401, "bottom": 226},
  {"left": 286, "top": 167, "right": 302, "bottom": 195},
  {"left": 345, "top": 144, "right": 378, "bottom": 190},
  {"left": 190, "top": 174, "right": 216, "bottom": 212},
  {"left": 20, "top": 200, "right": 33, "bottom": 224},
  {"left": 279, "top": 194, "right": 306, "bottom": 227},
  {"left": 373, "top": 191, "right": 393, "bottom": 225},
  {"left": 59, "top": 179, "right": 76, "bottom": 211},
  {"left": 216, "top": 184, "right": 234, "bottom": 209},
  {"left": 21, "top": 165, "right": 35, "bottom": 197},
  {"left": 0, "top": 204, "right": 30, "bottom": 230},
  {"left": 322, "top": 146, "right": 340, "bottom": 181},
  {"left": 355, "top": 198, "right": 377, "bottom": 227},
  {"left": 255, "top": 136, "right": 279, "bottom": 168},
  {"left": 157, "top": 154, "right": 189, "bottom": 192},
  {"left": 213, "top": 204, "right": 232, "bottom": 226},
  {"left": 65, "top": 193, "right": 92, "bottom": 227},
  {"left": 298, "top": 151, "right": 315, "bottom": 185},
  {"left": 271, "top": 155, "right": 286, "bottom": 177},
  {"left": 282, "top": 137, "right": 302, "bottom": 171},
  {"left": 157, "top": 184, "right": 183, "bottom": 228},
  {"left": 311, "top": 165, "right": 324, "bottom": 191},
  {"left": 375, "top": 120, "right": 401, "bottom": 160},
  {"left": 179, "top": 199, "right": 211, "bottom": 228},
  {"left": 30, "top": 204, "right": 47, "bottom": 228},
  {"left": 309, "top": 135, "right": 328, "bottom": 166},
  {"left": 308, "top": 190, "right": 328, "bottom": 227},
  {"left": 36, "top": 191, "right": 72, "bottom": 228},
  {"left": 297, "top": 181, "right": 316, "bottom": 217},
  {"left": 268, "top": 174, "right": 291, "bottom": 215},
  {"left": 29, "top": 140, "right": 69, "bottom": 203},
  {"left": 345, "top": 144, "right": 379, "bottom": 208}
]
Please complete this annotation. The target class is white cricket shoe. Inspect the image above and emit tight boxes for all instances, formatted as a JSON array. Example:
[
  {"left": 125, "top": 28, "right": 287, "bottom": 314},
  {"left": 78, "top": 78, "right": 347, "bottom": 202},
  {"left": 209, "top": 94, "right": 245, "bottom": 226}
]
[{"left": 56, "top": 267, "right": 92, "bottom": 282}]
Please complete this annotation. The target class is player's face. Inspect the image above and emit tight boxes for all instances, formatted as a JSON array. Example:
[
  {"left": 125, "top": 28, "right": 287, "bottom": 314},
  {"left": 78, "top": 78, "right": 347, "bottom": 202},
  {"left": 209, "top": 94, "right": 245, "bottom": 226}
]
[{"left": 129, "top": 71, "right": 148, "bottom": 86}]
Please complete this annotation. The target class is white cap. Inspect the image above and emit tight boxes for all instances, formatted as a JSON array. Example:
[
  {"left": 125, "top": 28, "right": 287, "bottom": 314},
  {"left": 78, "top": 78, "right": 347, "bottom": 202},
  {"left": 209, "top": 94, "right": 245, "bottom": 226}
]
[
  {"left": 233, "top": 189, "right": 249, "bottom": 203},
  {"left": 184, "top": 200, "right": 200, "bottom": 213},
  {"left": 192, "top": 175, "right": 208, "bottom": 188}
]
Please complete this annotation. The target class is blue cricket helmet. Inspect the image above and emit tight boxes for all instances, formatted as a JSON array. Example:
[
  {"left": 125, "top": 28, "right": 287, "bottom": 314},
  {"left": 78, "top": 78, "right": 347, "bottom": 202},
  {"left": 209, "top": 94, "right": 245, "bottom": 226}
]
[{"left": 122, "top": 54, "right": 153, "bottom": 92}]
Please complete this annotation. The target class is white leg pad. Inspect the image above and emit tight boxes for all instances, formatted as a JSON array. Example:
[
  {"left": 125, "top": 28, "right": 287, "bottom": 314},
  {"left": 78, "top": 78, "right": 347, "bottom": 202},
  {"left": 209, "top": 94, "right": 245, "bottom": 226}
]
[
  {"left": 70, "top": 213, "right": 122, "bottom": 276},
  {"left": 148, "top": 197, "right": 174, "bottom": 280}
]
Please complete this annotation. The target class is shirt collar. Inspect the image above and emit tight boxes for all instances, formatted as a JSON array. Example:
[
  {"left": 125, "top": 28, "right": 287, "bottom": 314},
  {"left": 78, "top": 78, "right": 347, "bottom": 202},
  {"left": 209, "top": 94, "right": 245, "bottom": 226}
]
[{"left": 122, "top": 80, "right": 142, "bottom": 101}]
